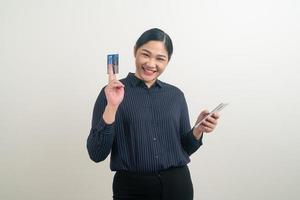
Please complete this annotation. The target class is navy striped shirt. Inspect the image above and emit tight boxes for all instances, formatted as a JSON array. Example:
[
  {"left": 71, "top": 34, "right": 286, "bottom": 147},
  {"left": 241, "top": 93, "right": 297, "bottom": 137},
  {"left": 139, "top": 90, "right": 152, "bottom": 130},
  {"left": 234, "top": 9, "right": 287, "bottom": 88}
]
[{"left": 87, "top": 73, "right": 203, "bottom": 173}]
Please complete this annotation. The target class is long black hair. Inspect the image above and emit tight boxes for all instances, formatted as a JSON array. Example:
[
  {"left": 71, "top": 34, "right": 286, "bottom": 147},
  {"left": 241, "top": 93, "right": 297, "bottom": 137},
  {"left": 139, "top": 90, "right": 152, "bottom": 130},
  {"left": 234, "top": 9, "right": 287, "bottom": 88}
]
[{"left": 134, "top": 28, "right": 173, "bottom": 61}]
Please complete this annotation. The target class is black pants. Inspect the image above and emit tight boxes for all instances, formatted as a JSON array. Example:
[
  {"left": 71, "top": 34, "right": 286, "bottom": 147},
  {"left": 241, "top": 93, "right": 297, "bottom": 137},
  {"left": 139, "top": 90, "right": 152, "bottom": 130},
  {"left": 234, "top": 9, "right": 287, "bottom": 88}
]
[{"left": 113, "top": 165, "right": 193, "bottom": 200}]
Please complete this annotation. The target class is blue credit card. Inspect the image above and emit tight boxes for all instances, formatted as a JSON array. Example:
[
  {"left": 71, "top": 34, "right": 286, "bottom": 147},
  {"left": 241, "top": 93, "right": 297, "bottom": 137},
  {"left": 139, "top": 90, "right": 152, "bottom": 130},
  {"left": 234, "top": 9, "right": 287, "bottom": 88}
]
[{"left": 107, "top": 54, "right": 119, "bottom": 74}]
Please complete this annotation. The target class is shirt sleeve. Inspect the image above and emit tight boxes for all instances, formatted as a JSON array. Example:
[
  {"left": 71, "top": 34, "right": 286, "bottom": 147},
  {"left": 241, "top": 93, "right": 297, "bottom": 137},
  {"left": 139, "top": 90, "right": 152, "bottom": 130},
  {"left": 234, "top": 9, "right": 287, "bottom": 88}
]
[
  {"left": 86, "top": 87, "right": 116, "bottom": 162},
  {"left": 179, "top": 92, "right": 203, "bottom": 156}
]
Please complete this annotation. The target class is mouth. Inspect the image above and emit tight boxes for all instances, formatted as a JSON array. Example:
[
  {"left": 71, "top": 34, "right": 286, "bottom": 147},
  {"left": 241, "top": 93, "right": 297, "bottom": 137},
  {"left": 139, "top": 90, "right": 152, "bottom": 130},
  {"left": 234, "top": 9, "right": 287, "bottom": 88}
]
[{"left": 142, "top": 66, "right": 157, "bottom": 75}]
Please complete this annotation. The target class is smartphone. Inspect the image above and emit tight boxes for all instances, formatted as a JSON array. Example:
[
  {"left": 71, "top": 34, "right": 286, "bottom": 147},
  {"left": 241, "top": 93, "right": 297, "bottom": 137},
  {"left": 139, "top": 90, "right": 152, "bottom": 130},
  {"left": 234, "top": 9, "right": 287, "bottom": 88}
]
[
  {"left": 107, "top": 54, "right": 119, "bottom": 74},
  {"left": 194, "top": 103, "right": 229, "bottom": 128}
]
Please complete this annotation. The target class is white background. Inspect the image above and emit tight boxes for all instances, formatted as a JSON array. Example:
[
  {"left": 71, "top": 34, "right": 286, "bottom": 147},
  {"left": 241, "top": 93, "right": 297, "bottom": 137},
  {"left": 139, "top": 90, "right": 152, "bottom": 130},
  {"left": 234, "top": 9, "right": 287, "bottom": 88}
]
[{"left": 1, "top": 0, "right": 299, "bottom": 199}]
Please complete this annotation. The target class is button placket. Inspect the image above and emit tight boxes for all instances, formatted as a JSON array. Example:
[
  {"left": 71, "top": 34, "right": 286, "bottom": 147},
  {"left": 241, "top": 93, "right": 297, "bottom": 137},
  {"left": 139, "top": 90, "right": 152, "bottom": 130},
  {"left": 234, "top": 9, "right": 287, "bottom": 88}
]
[{"left": 148, "top": 88, "right": 160, "bottom": 161}]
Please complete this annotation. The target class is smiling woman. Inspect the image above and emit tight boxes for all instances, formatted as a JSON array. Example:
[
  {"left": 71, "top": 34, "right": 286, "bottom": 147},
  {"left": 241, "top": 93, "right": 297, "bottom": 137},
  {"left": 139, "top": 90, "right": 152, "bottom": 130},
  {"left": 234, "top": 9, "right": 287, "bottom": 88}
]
[
  {"left": 133, "top": 28, "right": 172, "bottom": 88},
  {"left": 134, "top": 41, "right": 169, "bottom": 88},
  {"left": 86, "top": 28, "right": 220, "bottom": 200}
]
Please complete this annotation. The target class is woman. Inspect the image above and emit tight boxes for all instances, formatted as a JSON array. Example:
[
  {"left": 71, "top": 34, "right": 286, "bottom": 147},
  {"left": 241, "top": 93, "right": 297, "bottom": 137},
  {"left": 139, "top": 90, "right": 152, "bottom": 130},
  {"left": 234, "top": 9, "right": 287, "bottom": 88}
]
[{"left": 87, "top": 28, "right": 220, "bottom": 200}]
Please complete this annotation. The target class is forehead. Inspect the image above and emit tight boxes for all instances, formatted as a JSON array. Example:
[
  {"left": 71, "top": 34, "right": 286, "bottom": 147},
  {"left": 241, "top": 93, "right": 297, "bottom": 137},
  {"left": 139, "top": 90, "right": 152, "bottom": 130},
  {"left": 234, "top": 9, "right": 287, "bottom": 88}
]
[{"left": 138, "top": 41, "right": 168, "bottom": 56}]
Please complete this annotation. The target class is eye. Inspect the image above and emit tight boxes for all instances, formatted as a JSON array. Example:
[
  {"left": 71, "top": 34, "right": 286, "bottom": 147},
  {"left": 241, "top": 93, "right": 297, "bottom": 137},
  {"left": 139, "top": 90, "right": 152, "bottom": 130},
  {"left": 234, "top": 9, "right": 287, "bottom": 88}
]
[
  {"left": 157, "top": 57, "right": 166, "bottom": 62},
  {"left": 141, "top": 53, "right": 149, "bottom": 57}
]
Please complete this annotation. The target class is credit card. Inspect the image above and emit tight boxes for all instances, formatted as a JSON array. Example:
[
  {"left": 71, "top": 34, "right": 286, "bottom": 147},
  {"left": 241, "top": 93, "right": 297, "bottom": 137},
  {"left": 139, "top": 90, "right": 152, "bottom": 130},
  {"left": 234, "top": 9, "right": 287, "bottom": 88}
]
[{"left": 107, "top": 54, "right": 119, "bottom": 74}]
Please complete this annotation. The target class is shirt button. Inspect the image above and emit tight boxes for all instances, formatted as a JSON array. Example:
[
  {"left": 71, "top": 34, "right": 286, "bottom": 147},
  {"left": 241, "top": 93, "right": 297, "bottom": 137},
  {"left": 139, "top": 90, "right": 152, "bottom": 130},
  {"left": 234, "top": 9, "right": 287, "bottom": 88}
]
[
  {"left": 155, "top": 155, "right": 159, "bottom": 159},
  {"left": 153, "top": 137, "right": 157, "bottom": 141}
]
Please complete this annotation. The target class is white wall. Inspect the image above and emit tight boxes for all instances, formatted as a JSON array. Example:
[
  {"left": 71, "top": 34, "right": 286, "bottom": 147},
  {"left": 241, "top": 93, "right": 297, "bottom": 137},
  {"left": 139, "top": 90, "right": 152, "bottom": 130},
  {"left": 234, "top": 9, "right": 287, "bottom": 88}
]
[{"left": 1, "top": 0, "right": 299, "bottom": 199}]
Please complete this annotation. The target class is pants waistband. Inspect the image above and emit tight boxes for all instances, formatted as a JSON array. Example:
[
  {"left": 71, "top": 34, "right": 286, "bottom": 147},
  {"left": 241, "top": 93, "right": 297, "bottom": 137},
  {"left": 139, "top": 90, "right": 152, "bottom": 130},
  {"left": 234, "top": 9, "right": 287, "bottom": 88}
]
[{"left": 116, "top": 165, "right": 188, "bottom": 176}]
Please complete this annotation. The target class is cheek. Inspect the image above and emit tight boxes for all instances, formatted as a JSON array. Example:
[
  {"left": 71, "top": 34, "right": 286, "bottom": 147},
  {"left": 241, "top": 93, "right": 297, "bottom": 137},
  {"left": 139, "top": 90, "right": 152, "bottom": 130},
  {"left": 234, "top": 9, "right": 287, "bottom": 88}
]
[
  {"left": 158, "top": 63, "right": 167, "bottom": 71},
  {"left": 136, "top": 57, "right": 146, "bottom": 66},
  {"left": 135, "top": 59, "right": 142, "bottom": 68}
]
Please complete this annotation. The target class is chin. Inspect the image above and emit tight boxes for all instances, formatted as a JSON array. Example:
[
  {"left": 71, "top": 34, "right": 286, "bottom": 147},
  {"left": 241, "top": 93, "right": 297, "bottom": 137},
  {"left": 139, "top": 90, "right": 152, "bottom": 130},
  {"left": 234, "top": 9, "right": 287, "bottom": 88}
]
[{"left": 142, "top": 73, "right": 158, "bottom": 81}]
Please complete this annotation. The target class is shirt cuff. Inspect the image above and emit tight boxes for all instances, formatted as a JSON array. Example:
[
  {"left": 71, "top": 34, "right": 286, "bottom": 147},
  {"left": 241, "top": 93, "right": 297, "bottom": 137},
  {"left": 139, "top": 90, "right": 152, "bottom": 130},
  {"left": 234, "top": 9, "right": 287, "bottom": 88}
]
[
  {"left": 189, "top": 128, "right": 203, "bottom": 146},
  {"left": 94, "top": 117, "right": 115, "bottom": 135}
]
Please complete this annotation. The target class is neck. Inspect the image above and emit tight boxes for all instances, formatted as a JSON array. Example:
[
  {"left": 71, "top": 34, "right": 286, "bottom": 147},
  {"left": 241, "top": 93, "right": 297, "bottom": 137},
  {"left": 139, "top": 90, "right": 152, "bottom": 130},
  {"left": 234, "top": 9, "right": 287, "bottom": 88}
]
[
  {"left": 145, "top": 81, "right": 155, "bottom": 88},
  {"left": 133, "top": 73, "right": 155, "bottom": 88}
]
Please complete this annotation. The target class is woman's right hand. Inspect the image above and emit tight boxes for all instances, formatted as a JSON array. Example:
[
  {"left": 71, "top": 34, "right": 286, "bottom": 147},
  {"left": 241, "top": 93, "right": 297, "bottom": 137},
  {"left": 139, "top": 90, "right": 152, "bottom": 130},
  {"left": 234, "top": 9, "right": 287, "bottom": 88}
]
[
  {"left": 104, "top": 64, "right": 125, "bottom": 108},
  {"left": 102, "top": 64, "right": 124, "bottom": 124}
]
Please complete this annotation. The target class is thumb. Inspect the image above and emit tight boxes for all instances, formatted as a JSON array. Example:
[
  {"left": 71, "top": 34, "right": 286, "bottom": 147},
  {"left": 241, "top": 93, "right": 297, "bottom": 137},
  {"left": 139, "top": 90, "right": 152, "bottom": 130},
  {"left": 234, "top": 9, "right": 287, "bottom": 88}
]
[
  {"left": 196, "top": 109, "right": 209, "bottom": 123},
  {"left": 201, "top": 109, "right": 210, "bottom": 116}
]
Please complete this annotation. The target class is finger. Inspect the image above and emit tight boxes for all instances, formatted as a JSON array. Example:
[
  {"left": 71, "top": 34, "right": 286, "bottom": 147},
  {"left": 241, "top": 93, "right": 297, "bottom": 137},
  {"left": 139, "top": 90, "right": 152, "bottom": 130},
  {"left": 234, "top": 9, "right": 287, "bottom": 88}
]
[
  {"left": 113, "top": 81, "right": 125, "bottom": 89},
  {"left": 196, "top": 123, "right": 213, "bottom": 133},
  {"left": 205, "top": 116, "right": 218, "bottom": 125},
  {"left": 212, "top": 112, "right": 220, "bottom": 119},
  {"left": 202, "top": 122, "right": 215, "bottom": 131},
  {"left": 201, "top": 121, "right": 215, "bottom": 129},
  {"left": 108, "top": 81, "right": 124, "bottom": 89},
  {"left": 201, "top": 110, "right": 210, "bottom": 115},
  {"left": 204, "top": 127, "right": 214, "bottom": 133},
  {"left": 108, "top": 64, "right": 116, "bottom": 82},
  {"left": 196, "top": 110, "right": 209, "bottom": 122}
]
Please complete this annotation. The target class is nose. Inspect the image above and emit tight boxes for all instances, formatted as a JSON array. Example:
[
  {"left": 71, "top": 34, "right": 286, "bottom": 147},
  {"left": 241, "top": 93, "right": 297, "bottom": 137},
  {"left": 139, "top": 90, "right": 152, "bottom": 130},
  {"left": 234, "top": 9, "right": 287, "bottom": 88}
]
[{"left": 147, "top": 58, "right": 157, "bottom": 69}]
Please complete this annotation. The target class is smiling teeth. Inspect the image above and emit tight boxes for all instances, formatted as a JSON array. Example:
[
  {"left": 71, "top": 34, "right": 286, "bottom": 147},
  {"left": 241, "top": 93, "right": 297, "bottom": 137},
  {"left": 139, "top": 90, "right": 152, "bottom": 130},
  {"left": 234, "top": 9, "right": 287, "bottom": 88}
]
[{"left": 143, "top": 67, "right": 156, "bottom": 73}]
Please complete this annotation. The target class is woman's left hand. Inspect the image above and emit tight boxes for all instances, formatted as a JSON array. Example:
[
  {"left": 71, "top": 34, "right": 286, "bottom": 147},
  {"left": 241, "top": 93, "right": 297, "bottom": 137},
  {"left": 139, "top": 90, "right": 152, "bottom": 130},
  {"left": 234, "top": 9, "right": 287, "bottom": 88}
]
[{"left": 193, "top": 110, "right": 220, "bottom": 140}]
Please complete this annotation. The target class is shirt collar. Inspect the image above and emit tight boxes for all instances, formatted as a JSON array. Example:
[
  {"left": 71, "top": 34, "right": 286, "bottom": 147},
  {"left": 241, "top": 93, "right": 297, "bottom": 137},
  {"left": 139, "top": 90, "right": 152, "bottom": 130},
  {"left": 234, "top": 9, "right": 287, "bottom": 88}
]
[{"left": 127, "top": 73, "right": 164, "bottom": 88}]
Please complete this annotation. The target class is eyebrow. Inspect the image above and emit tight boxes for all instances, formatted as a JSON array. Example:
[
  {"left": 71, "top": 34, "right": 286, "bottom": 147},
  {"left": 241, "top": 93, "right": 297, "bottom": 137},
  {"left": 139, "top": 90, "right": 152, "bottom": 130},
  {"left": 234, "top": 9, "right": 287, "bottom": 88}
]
[{"left": 141, "top": 49, "right": 167, "bottom": 59}]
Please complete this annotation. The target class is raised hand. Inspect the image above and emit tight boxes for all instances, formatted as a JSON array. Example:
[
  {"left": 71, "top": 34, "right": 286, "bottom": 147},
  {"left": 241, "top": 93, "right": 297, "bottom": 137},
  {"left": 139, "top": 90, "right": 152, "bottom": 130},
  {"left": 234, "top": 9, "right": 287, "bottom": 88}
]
[
  {"left": 104, "top": 64, "right": 125, "bottom": 108},
  {"left": 193, "top": 110, "right": 220, "bottom": 140},
  {"left": 102, "top": 64, "right": 125, "bottom": 124}
]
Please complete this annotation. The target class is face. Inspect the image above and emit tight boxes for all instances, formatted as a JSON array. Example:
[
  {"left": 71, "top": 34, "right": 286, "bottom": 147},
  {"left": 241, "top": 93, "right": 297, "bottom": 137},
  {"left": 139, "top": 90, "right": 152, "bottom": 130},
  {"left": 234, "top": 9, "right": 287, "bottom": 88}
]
[{"left": 134, "top": 41, "right": 169, "bottom": 88}]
